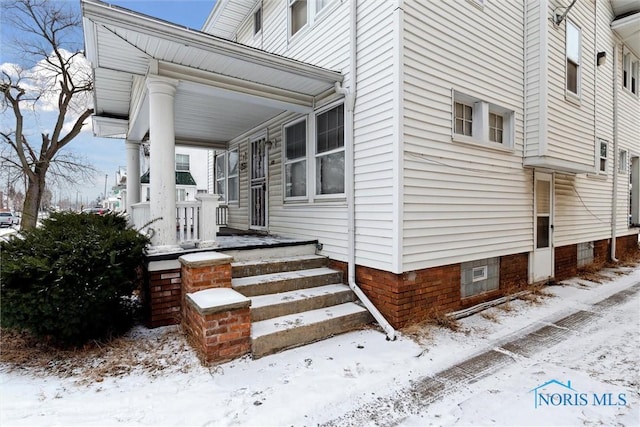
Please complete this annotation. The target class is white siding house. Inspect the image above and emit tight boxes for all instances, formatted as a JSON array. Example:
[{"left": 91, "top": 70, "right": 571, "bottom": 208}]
[{"left": 83, "top": 0, "right": 639, "bottom": 328}]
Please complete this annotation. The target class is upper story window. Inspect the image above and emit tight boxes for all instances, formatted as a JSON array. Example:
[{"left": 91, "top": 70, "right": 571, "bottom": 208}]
[
  {"left": 599, "top": 140, "right": 608, "bottom": 173},
  {"left": 215, "top": 153, "right": 226, "bottom": 201},
  {"left": 452, "top": 91, "right": 514, "bottom": 149},
  {"left": 623, "top": 51, "right": 639, "bottom": 95},
  {"left": 455, "top": 102, "right": 473, "bottom": 137},
  {"left": 316, "top": 103, "right": 344, "bottom": 195},
  {"left": 289, "top": 0, "right": 307, "bottom": 36},
  {"left": 619, "top": 149, "right": 628, "bottom": 174},
  {"left": 288, "top": 0, "right": 335, "bottom": 38},
  {"left": 175, "top": 154, "right": 189, "bottom": 171},
  {"left": 284, "top": 119, "right": 307, "bottom": 199},
  {"left": 253, "top": 7, "right": 262, "bottom": 35},
  {"left": 488, "top": 112, "right": 503, "bottom": 144},
  {"left": 565, "top": 20, "right": 581, "bottom": 97}
]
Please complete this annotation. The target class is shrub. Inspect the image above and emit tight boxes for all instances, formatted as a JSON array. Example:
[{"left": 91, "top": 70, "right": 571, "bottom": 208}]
[{"left": 0, "top": 212, "right": 150, "bottom": 346}]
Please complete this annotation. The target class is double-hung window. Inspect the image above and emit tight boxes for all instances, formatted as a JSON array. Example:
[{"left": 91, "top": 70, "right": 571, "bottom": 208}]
[
  {"left": 599, "top": 140, "right": 608, "bottom": 173},
  {"left": 623, "top": 51, "right": 639, "bottom": 95},
  {"left": 566, "top": 20, "right": 581, "bottom": 97},
  {"left": 253, "top": 7, "right": 262, "bottom": 35},
  {"left": 289, "top": 0, "right": 307, "bottom": 36},
  {"left": 214, "top": 149, "right": 239, "bottom": 203},
  {"left": 619, "top": 149, "right": 628, "bottom": 174},
  {"left": 488, "top": 112, "right": 503, "bottom": 144},
  {"left": 284, "top": 119, "right": 307, "bottom": 199},
  {"left": 316, "top": 104, "right": 345, "bottom": 195},
  {"left": 288, "top": 0, "right": 334, "bottom": 38},
  {"left": 175, "top": 154, "right": 189, "bottom": 171},
  {"left": 215, "top": 153, "right": 226, "bottom": 201}
]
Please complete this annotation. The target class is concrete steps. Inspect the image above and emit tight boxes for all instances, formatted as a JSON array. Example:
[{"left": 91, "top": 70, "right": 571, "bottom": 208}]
[{"left": 229, "top": 251, "right": 372, "bottom": 358}]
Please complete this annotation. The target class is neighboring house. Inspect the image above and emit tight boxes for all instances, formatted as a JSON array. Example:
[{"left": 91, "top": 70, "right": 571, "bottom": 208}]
[
  {"left": 140, "top": 146, "right": 210, "bottom": 203},
  {"left": 81, "top": 0, "right": 639, "bottom": 329}
]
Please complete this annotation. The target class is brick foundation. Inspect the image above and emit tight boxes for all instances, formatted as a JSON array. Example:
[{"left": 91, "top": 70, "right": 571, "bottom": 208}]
[
  {"left": 554, "top": 244, "right": 578, "bottom": 281},
  {"left": 331, "top": 252, "right": 529, "bottom": 329},
  {"left": 499, "top": 253, "right": 529, "bottom": 289},
  {"left": 593, "top": 239, "right": 610, "bottom": 265},
  {"left": 617, "top": 234, "right": 640, "bottom": 256}
]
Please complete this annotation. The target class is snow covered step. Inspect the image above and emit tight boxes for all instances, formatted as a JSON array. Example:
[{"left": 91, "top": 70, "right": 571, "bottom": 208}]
[
  {"left": 250, "top": 284, "right": 356, "bottom": 322},
  {"left": 232, "top": 267, "right": 343, "bottom": 297},
  {"left": 251, "top": 302, "right": 373, "bottom": 358},
  {"left": 232, "top": 254, "right": 328, "bottom": 278},
  {"left": 220, "top": 243, "right": 317, "bottom": 263}
]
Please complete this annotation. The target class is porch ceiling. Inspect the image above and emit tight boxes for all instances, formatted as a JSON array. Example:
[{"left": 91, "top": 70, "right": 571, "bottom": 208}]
[
  {"left": 81, "top": 0, "right": 342, "bottom": 143},
  {"left": 610, "top": 1, "right": 640, "bottom": 56}
]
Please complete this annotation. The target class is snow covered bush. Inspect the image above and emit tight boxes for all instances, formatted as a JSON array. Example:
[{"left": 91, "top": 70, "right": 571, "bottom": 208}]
[{"left": 0, "top": 212, "right": 149, "bottom": 346}]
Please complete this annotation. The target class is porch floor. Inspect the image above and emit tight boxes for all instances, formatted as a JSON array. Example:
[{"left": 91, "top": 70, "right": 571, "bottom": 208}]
[{"left": 174, "top": 227, "right": 318, "bottom": 253}]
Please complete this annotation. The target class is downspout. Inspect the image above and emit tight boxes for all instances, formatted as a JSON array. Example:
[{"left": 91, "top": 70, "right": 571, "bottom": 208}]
[
  {"left": 611, "top": 42, "right": 619, "bottom": 262},
  {"left": 335, "top": 0, "right": 396, "bottom": 341}
]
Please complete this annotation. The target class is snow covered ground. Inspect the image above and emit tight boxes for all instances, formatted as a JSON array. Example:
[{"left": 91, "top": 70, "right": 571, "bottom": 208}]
[{"left": 1, "top": 265, "right": 638, "bottom": 426}]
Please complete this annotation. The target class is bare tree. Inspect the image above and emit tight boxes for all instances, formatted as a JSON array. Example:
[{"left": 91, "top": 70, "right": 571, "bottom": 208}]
[{"left": 1, "top": 0, "right": 94, "bottom": 229}]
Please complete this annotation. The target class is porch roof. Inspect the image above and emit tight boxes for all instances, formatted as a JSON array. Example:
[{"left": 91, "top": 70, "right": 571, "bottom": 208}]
[
  {"left": 81, "top": 0, "right": 342, "bottom": 144},
  {"left": 611, "top": 1, "right": 640, "bottom": 56}
]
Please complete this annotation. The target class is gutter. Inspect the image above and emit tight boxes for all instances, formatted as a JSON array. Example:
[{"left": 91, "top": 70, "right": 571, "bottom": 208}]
[
  {"left": 335, "top": 0, "right": 396, "bottom": 341},
  {"left": 611, "top": 43, "right": 619, "bottom": 262}
]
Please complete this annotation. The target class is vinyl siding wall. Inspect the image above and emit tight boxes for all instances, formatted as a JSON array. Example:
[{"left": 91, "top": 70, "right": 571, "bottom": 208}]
[
  {"left": 401, "top": 0, "right": 533, "bottom": 271},
  {"left": 545, "top": 0, "right": 596, "bottom": 168},
  {"left": 553, "top": 0, "right": 638, "bottom": 246},
  {"left": 525, "top": 0, "right": 544, "bottom": 158},
  {"left": 226, "top": 1, "right": 398, "bottom": 268}
]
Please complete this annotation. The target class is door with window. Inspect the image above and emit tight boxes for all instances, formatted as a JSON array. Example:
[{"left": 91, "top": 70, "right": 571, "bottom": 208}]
[
  {"left": 250, "top": 136, "right": 268, "bottom": 230},
  {"left": 532, "top": 172, "right": 554, "bottom": 282}
]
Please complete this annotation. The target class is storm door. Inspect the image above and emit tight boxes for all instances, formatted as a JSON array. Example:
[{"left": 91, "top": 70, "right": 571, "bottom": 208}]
[
  {"left": 532, "top": 172, "right": 554, "bottom": 282},
  {"left": 249, "top": 136, "right": 268, "bottom": 230}
]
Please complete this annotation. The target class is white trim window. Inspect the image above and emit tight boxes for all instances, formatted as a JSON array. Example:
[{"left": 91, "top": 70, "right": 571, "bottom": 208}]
[
  {"left": 619, "top": 149, "right": 628, "bottom": 174},
  {"left": 253, "top": 6, "right": 262, "bottom": 35},
  {"left": 227, "top": 149, "right": 239, "bottom": 203},
  {"left": 289, "top": 0, "right": 307, "bottom": 36},
  {"left": 454, "top": 102, "right": 473, "bottom": 137},
  {"left": 175, "top": 153, "right": 189, "bottom": 171},
  {"left": 214, "top": 149, "right": 239, "bottom": 203},
  {"left": 288, "top": 0, "right": 335, "bottom": 38},
  {"left": 284, "top": 119, "right": 307, "bottom": 199},
  {"left": 566, "top": 20, "right": 581, "bottom": 97},
  {"left": 488, "top": 112, "right": 504, "bottom": 144},
  {"left": 452, "top": 91, "right": 515, "bottom": 149},
  {"left": 598, "top": 140, "right": 608, "bottom": 173},
  {"left": 315, "top": 103, "right": 345, "bottom": 195},
  {"left": 215, "top": 152, "right": 226, "bottom": 201},
  {"left": 623, "top": 51, "right": 639, "bottom": 95}
]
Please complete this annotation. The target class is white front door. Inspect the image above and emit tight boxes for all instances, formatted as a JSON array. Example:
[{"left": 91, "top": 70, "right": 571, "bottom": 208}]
[
  {"left": 532, "top": 172, "right": 554, "bottom": 282},
  {"left": 249, "top": 136, "right": 268, "bottom": 230}
]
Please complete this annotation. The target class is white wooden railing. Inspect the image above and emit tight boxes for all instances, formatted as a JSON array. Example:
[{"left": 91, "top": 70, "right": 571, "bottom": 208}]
[{"left": 130, "top": 196, "right": 221, "bottom": 247}]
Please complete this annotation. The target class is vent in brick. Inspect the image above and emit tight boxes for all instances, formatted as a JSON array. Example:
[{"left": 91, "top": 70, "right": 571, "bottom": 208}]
[
  {"left": 461, "top": 258, "right": 499, "bottom": 298},
  {"left": 577, "top": 242, "right": 594, "bottom": 267}
]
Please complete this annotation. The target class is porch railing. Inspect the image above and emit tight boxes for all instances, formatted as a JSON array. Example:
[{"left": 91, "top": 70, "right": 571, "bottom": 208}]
[{"left": 130, "top": 197, "right": 223, "bottom": 246}]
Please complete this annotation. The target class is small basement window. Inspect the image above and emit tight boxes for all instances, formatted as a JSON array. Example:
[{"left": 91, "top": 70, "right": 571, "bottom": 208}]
[{"left": 461, "top": 258, "right": 499, "bottom": 298}]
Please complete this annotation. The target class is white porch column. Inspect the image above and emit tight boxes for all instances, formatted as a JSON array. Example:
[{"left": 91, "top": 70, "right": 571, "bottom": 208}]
[
  {"left": 147, "top": 76, "right": 180, "bottom": 251},
  {"left": 125, "top": 140, "right": 141, "bottom": 213}
]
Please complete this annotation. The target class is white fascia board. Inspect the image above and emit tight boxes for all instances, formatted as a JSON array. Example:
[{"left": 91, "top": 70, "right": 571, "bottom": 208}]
[
  {"left": 92, "top": 116, "right": 128, "bottom": 138},
  {"left": 524, "top": 156, "right": 595, "bottom": 174},
  {"left": 81, "top": 0, "right": 342, "bottom": 85},
  {"left": 611, "top": 12, "right": 640, "bottom": 57},
  {"left": 201, "top": 0, "right": 229, "bottom": 34},
  {"left": 82, "top": 17, "right": 98, "bottom": 66},
  {"left": 160, "top": 63, "right": 315, "bottom": 113}
]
